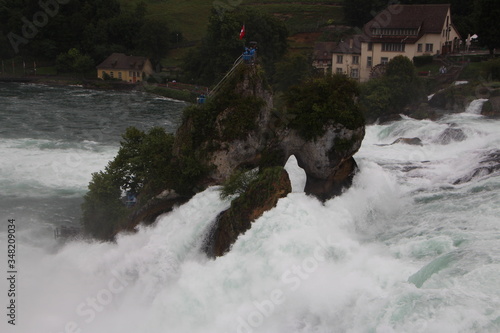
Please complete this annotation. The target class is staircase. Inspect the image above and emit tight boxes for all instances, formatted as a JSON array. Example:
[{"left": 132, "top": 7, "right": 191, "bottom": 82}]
[{"left": 436, "top": 55, "right": 466, "bottom": 83}]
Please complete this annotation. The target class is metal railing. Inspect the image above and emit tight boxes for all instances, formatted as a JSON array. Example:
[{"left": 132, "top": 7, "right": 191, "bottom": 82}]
[{"left": 208, "top": 55, "right": 243, "bottom": 97}]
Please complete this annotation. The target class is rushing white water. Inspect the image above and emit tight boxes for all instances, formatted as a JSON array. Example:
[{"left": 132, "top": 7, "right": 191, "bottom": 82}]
[
  {"left": 1, "top": 84, "right": 500, "bottom": 333},
  {"left": 465, "top": 98, "right": 489, "bottom": 114}
]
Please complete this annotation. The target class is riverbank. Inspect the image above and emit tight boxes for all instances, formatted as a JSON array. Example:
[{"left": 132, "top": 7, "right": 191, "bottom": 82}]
[{"left": 0, "top": 75, "right": 201, "bottom": 103}]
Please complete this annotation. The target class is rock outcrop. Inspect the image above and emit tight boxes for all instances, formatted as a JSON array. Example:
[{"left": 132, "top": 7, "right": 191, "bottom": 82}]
[
  {"left": 173, "top": 64, "right": 365, "bottom": 201},
  {"left": 205, "top": 167, "right": 291, "bottom": 257},
  {"left": 121, "top": 63, "right": 365, "bottom": 254},
  {"left": 482, "top": 96, "right": 500, "bottom": 118},
  {"left": 453, "top": 149, "right": 500, "bottom": 184},
  {"left": 435, "top": 127, "right": 467, "bottom": 144},
  {"left": 277, "top": 124, "right": 364, "bottom": 199}
]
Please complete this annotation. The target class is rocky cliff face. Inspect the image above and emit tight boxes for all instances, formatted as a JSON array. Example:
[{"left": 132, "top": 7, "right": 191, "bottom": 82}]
[
  {"left": 174, "top": 64, "right": 365, "bottom": 199},
  {"left": 204, "top": 67, "right": 274, "bottom": 183}
]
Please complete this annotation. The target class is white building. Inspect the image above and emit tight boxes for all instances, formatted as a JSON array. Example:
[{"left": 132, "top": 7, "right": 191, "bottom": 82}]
[{"left": 324, "top": 4, "right": 462, "bottom": 82}]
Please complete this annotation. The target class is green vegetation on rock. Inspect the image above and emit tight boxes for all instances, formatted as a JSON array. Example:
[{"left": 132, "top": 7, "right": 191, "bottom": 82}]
[
  {"left": 210, "top": 166, "right": 291, "bottom": 256},
  {"left": 81, "top": 126, "right": 208, "bottom": 240},
  {"left": 220, "top": 169, "right": 259, "bottom": 200},
  {"left": 285, "top": 74, "right": 364, "bottom": 140},
  {"left": 181, "top": 64, "right": 267, "bottom": 147}
]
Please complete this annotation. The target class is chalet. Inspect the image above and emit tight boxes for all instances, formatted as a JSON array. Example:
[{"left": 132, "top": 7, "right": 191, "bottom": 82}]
[
  {"left": 331, "top": 36, "right": 362, "bottom": 79},
  {"left": 328, "top": 4, "right": 462, "bottom": 82},
  {"left": 312, "top": 42, "right": 337, "bottom": 74},
  {"left": 96, "top": 53, "right": 154, "bottom": 83}
]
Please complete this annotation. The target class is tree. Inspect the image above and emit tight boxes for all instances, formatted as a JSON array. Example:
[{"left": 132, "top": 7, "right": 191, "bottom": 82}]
[
  {"left": 342, "top": 0, "right": 387, "bottom": 27},
  {"left": 81, "top": 126, "right": 178, "bottom": 240},
  {"left": 273, "top": 53, "right": 315, "bottom": 92},
  {"left": 183, "top": 8, "right": 288, "bottom": 86},
  {"left": 136, "top": 19, "right": 171, "bottom": 64},
  {"left": 285, "top": 74, "right": 364, "bottom": 140},
  {"left": 474, "top": 0, "right": 500, "bottom": 55},
  {"left": 360, "top": 56, "right": 425, "bottom": 123},
  {"left": 81, "top": 170, "right": 126, "bottom": 240},
  {"left": 55, "top": 48, "right": 94, "bottom": 75}
]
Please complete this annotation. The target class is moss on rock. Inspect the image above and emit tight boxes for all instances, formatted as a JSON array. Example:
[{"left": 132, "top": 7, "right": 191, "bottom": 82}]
[{"left": 207, "top": 167, "right": 291, "bottom": 257}]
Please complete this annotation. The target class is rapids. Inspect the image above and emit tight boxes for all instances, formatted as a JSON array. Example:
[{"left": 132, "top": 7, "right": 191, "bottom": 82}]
[{"left": 0, "top": 83, "right": 499, "bottom": 333}]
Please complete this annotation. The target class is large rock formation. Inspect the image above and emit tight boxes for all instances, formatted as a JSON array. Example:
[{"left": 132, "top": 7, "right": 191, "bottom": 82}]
[
  {"left": 115, "top": 63, "right": 365, "bottom": 253},
  {"left": 277, "top": 124, "right": 364, "bottom": 199},
  {"left": 173, "top": 65, "right": 365, "bottom": 200},
  {"left": 176, "top": 64, "right": 365, "bottom": 256}
]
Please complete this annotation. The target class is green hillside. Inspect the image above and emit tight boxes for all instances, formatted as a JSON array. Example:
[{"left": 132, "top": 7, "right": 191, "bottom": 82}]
[{"left": 119, "top": 0, "right": 344, "bottom": 42}]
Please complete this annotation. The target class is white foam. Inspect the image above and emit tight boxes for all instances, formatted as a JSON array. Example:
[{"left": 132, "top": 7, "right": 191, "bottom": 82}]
[
  {"left": 465, "top": 98, "right": 488, "bottom": 114},
  {"left": 0, "top": 138, "right": 117, "bottom": 197}
]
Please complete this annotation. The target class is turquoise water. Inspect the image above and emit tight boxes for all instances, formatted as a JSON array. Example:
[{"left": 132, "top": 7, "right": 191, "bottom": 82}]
[{"left": 0, "top": 84, "right": 499, "bottom": 333}]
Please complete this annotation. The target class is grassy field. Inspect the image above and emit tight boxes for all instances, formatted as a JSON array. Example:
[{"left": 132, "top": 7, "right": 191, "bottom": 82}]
[
  {"left": 119, "top": 0, "right": 213, "bottom": 41},
  {"left": 242, "top": 2, "right": 344, "bottom": 35},
  {"left": 119, "top": 0, "right": 344, "bottom": 42}
]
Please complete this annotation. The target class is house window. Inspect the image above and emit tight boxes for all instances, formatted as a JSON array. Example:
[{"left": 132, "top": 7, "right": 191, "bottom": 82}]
[
  {"left": 418, "top": 44, "right": 423, "bottom": 52},
  {"left": 382, "top": 43, "right": 405, "bottom": 52},
  {"left": 110, "top": 71, "right": 114, "bottom": 78},
  {"left": 336, "top": 68, "right": 343, "bottom": 74},
  {"left": 367, "top": 56, "right": 372, "bottom": 67},
  {"left": 350, "top": 68, "right": 359, "bottom": 78},
  {"left": 381, "top": 57, "right": 389, "bottom": 65},
  {"left": 118, "top": 72, "right": 122, "bottom": 79},
  {"left": 368, "top": 42, "right": 373, "bottom": 51},
  {"left": 352, "top": 55, "right": 359, "bottom": 64},
  {"left": 337, "top": 55, "right": 343, "bottom": 64},
  {"left": 425, "top": 43, "right": 434, "bottom": 52}
]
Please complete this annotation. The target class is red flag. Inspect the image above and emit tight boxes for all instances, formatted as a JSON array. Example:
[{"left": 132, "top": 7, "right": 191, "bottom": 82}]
[{"left": 239, "top": 25, "right": 245, "bottom": 39}]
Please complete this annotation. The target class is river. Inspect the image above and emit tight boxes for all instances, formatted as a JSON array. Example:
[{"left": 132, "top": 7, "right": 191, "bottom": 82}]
[{"left": 0, "top": 83, "right": 499, "bottom": 333}]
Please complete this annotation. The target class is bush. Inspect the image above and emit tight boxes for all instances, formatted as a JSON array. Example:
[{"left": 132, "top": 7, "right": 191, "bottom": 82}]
[
  {"left": 220, "top": 169, "right": 259, "bottom": 199},
  {"left": 81, "top": 170, "right": 127, "bottom": 240}
]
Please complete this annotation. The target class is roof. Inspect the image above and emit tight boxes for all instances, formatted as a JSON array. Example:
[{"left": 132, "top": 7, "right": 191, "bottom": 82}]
[
  {"left": 313, "top": 42, "right": 337, "bottom": 61},
  {"left": 96, "top": 53, "right": 150, "bottom": 70},
  {"left": 363, "top": 4, "right": 452, "bottom": 43},
  {"left": 332, "top": 35, "right": 362, "bottom": 54}
]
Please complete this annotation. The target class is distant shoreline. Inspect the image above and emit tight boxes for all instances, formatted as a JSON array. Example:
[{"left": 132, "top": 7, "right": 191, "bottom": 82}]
[{"left": 0, "top": 75, "right": 198, "bottom": 103}]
